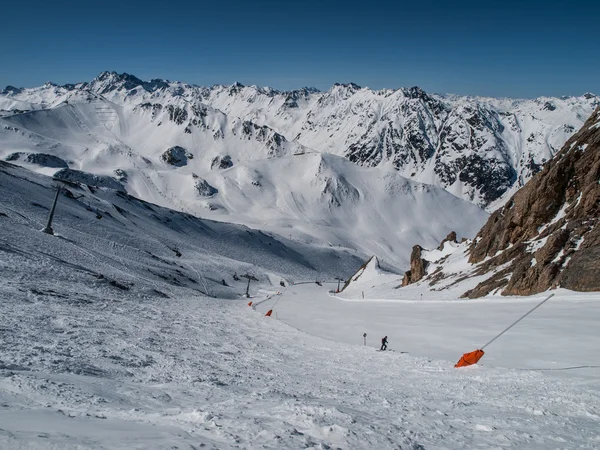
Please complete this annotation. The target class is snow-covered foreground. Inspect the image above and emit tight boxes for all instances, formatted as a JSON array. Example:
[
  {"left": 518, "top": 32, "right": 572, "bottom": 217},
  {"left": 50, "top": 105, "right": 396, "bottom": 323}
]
[
  {"left": 2, "top": 286, "right": 600, "bottom": 449},
  {"left": 1, "top": 162, "right": 600, "bottom": 449}
]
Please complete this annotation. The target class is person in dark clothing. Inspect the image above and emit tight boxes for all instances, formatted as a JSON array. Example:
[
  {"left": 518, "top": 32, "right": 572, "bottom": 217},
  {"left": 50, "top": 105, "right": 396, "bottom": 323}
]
[{"left": 380, "top": 336, "right": 388, "bottom": 351}]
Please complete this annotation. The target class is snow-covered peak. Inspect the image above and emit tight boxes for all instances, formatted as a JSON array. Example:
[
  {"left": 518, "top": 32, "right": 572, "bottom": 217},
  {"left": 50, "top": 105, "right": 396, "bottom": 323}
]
[
  {"left": 89, "top": 71, "right": 169, "bottom": 95},
  {"left": 332, "top": 82, "right": 362, "bottom": 91}
]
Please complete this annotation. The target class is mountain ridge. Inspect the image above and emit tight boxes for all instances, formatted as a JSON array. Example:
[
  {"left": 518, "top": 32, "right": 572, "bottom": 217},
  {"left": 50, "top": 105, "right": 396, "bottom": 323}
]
[
  {"left": 3, "top": 71, "right": 596, "bottom": 208},
  {"left": 391, "top": 106, "right": 600, "bottom": 297},
  {"left": 4, "top": 71, "right": 597, "bottom": 101}
]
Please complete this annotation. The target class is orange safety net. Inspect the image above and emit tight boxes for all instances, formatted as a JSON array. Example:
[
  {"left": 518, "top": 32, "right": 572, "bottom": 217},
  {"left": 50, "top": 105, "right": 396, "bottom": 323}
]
[
  {"left": 247, "top": 301, "right": 253, "bottom": 306},
  {"left": 455, "top": 349, "right": 485, "bottom": 368},
  {"left": 265, "top": 309, "right": 273, "bottom": 317}
]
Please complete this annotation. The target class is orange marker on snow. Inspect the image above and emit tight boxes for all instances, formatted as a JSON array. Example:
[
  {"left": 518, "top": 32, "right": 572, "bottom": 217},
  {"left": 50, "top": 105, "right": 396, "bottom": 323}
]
[{"left": 455, "top": 349, "right": 485, "bottom": 368}]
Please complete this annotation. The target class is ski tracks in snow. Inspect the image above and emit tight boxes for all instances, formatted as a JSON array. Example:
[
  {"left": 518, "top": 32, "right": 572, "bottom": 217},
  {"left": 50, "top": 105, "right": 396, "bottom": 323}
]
[{"left": 1, "top": 288, "right": 599, "bottom": 449}]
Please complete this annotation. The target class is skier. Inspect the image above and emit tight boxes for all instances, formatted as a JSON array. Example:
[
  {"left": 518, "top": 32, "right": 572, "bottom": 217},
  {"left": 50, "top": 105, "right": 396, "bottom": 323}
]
[{"left": 380, "top": 336, "right": 388, "bottom": 351}]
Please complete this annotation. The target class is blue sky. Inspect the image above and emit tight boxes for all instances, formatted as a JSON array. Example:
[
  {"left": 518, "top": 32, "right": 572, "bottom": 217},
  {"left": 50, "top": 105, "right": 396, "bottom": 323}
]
[{"left": 2, "top": 0, "right": 598, "bottom": 97}]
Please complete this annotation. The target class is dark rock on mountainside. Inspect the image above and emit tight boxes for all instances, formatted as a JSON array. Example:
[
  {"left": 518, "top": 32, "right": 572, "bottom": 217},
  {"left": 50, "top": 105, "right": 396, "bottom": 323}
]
[
  {"left": 161, "top": 146, "right": 193, "bottom": 167},
  {"left": 6, "top": 152, "right": 69, "bottom": 168},
  {"left": 239, "top": 121, "right": 289, "bottom": 157},
  {"left": 438, "top": 231, "right": 458, "bottom": 250},
  {"left": 342, "top": 97, "right": 523, "bottom": 206},
  {"left": 462, "top": 107, "right": 600, "bottom": 297},
  {"left": 400, "top": 230, "right": 462, "bottom": 287},
  {"left": 192, "top": 175, "right": 218, "bottom": 197},
  {"left": 1, "top": 85, "right": 23, "bottom": 95},
  {"left": 91, "top": 71, "right": 168, "bottom": 94},
  {"left": 211, "top": 155, "right": 233, "bottom": 170},
  {"left": 166, "top": 105, "right": 188, "bottom": 125},
  {"left": 401, "top": 245, "right": 430, "bottom": 287},
  {"left": 54, "top": 169, "right": 126, "bottom": 192},
  {"left": 114, "top": 168, "right": 128, "bottom": 182},
  {"left": 282, "top": 87, "right": 319, "bottom": 108}
]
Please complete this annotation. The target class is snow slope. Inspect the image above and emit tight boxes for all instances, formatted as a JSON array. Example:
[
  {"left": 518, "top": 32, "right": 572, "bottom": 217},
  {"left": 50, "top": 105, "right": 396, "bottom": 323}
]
[
  {"left": 3, "top": 286, "right": 600, "bottom": 450},
  {"left": 259, "top": 283, "right": 600, "bottom": 376},
  {"left": 0, "top": 160, "right": 363, "bottom": 298},
  {"left": 340, "top": 239, "right": 490, "bottom": 301},
  {"left": 1, "top": 161, "right": 600, "bottom": 449},
  {"left": 0, "top": 97, "right": 488, "bottom": 269}
]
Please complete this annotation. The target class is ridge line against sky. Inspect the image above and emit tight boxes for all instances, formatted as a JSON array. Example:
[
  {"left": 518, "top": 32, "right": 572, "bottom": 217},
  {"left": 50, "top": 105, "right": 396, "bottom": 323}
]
[
  {"left": 1, "top": 0, "right": 599, "bottom": 98},
  {"left": 5, "top": 71, "right": 598, "bottom": 102}
]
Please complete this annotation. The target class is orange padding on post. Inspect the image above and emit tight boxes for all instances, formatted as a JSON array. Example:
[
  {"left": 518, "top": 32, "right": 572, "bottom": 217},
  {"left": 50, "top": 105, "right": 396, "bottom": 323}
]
[
  {"left": 265, "top": 309, "right": 273, "bottom": 317},
  {"left": 248, "top": 301, "right": 253, "bottom": 306},
  {"left": 455, "top": 349, "right": 485, "bottom": 368}
]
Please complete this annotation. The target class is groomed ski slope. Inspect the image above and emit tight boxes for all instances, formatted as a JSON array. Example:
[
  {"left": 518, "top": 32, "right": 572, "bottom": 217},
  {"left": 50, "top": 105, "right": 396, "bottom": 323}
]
[
  {"left": 256, "top": 283, "right": 600, "bottom": 378},
  {"left": 2, "top": 286, "right": 600, "bottom": 449},
  {"left": 1, "top": 163, "right": 600, "bottom": 449}
]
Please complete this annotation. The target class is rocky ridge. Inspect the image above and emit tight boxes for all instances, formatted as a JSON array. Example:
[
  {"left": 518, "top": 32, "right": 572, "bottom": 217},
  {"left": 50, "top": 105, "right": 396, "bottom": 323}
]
[
  {"left": 400, "top": 107, "right": 600, "bottom": 296},
  {"left": 462, "top": 106, "right": 600, "bottom": 296}
]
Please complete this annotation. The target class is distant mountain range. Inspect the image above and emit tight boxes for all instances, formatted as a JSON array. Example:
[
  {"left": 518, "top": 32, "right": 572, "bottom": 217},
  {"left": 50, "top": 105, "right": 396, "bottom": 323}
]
[{"left": 2, "top": 71, "right": 597, "bottom": 207}]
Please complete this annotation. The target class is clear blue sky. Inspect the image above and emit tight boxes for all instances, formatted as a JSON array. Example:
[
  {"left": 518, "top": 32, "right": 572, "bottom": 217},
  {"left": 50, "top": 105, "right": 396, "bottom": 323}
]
[{"left": 2, "top": 0, "right": 598, "bottom": 97}]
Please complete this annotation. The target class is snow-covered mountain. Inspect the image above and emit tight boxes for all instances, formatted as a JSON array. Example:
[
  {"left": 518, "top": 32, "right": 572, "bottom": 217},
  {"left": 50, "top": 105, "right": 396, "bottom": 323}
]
[
  {"left": 0, "top": 159, "right": 366, "bottom": 295},
  {"left": 1, "top": 72, "right": 597, "bottom": 268},
  {"left": 0, "top": 73, "right": 499, "bottom": 269},
  {"left": 2, "top": 71, "right": 597, "bottom": 207}
]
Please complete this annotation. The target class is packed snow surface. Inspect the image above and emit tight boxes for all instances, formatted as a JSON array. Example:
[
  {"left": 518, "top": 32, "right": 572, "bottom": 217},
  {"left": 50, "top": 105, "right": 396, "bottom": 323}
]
[{"left": 1, "top": 163, "right": 599, "bottom": 449}]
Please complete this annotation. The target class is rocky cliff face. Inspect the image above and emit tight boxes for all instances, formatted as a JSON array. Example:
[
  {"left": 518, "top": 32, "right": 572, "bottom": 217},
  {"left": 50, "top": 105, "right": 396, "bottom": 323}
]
[
  {"left": 461, "top": 107, "right": 600, "bottom": 297},
  {"left": 397, "top": 108, "right": 600, "bottom": 297}
]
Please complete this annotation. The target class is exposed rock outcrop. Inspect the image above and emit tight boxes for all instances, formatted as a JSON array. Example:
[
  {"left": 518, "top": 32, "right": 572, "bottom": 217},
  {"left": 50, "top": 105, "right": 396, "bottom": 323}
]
[
  {"left": 161, "top": 146, "right": 193, "bottom": 167},
  {"left": 113, "top": 168, "right": 127, "bottom": 182},
  {"left": 401, "top": 245, "right": 429, "bottom": 286},
  {"left": 401, "top": 232, "right": 462, "bottom": 287},
  {"left": 211, "top": 155, "right": 233, "bottom": 170},
  {"left": 410, "top": 246, "right": 429, "bottom": 282},
  {"left": 438, "top": 231, "right": 457, "bottom": 250},
  {"left": 462, "top": 107, "right": 600, "bottom": 297},
  {"left": 192, "top": 174, "right": 218, "bottom": 197},
  {"left": 54, "top": 168, "right": 125, "bottom": 192},
  {"left": 6, "top": 152, "right": 69, "bottom": 168}
]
